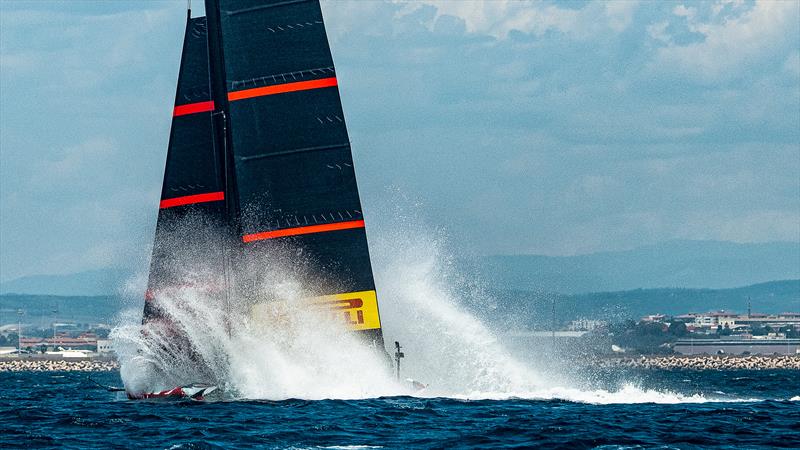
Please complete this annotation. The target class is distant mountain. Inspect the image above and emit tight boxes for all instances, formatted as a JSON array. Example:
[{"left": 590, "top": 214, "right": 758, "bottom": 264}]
[
  {"left": 1, "top": 280, "right": 796, "bottom": 329},
  {"left": 482, "top": 240, "right": 800, "bottom": 294},
  {"left": 486, "top": 280, "right": 800, "bottom": 330},
  {"left": 2, "top": 240, "right": 798, "bottom": 297},
  {"left": 0, "top": 294, "right": 120, "bottom": 326},
  {"left": 0, "top": 269, "right": 131, "bottom": 296}
]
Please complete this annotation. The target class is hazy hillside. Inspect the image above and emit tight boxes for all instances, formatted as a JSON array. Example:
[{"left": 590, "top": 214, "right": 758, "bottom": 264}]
[
  {"left": 0, "top": 269, "right": 131, "bottom": 296},
  {"left": 0, "top": 294, "right": 121, "bottom": 326},
  {"left": 2, "top": 280, "right": 796, "bottom": 330},
  {"left": 483, "top": 240, "right": 800, "bottom": 294},
  {"left": 3, "top": 241, "right": 797, "bottom": 297},
  {"left": 486, "top": 280, "right": 800, "bottom": 330}
]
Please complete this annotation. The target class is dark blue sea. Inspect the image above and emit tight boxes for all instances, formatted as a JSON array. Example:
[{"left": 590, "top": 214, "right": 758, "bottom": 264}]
[{"left": 1, "top": 370, "right": 798, "bottom": 449}]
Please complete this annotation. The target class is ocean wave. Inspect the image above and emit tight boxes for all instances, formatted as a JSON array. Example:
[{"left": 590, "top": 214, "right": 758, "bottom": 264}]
[{"left": 442, "top": 383, "right": 761, "bottom": 404}]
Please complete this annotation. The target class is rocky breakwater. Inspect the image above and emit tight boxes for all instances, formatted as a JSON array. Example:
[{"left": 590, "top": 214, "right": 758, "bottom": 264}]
[
  {"left": 595, "top": 354, "right": 800, "bottom": 370},
  {"left": 0, "top": 358, "right": 118, "bottom": 372}
]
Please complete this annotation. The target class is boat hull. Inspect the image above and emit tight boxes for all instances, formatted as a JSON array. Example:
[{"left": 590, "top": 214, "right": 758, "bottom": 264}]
[{"left": 127, "top": 384, "right": 218, "bottom": 401}]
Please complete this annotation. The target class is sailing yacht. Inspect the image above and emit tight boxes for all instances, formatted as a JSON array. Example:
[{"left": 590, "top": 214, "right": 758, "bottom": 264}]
[{"left": 131, "top": 0, "right": 387, "bottom": 399}]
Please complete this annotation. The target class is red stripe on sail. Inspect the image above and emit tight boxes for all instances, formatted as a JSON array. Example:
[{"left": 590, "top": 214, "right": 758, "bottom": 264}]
[
  {"left": 159, "top": 191, "right": 224, "bottom": 209},
  {"left": 242, "top": 219, "right": 365, "bottom": 243},
  {"left": 227, "top": 77, "right": 338, "bottom": 102},
  {"left": 173, "top": 100, "right": 215, "bottom": 117}
]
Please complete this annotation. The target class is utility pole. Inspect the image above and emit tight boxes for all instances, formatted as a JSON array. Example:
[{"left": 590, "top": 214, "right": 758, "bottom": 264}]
[
  {"left": 52, "top": 304, "right": 58, "bottom": 341},
  {"left": 551, "top": 295, "right": 556, "bottom": 354},
  {"left": 16, "top": 309, "right": 23, "bottom": 356}
]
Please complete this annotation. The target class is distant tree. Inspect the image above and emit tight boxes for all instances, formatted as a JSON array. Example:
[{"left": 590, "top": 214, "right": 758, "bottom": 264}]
[
  {"left": 668, "top": 321, "right": 688, "bottom": 337},
  {"left": 635, "top": 322, "right": 666, "bottom": 337},
  {"left": 751, "top": 325, "right": 774, "bottom": 336}
]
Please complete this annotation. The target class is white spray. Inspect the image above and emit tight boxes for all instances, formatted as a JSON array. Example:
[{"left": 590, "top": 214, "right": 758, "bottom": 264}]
[{"left": 112, "top": 198, "right": 735, "bottom": 404}]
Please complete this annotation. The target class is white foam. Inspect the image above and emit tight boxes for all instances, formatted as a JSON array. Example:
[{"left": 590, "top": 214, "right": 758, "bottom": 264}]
[{"left": 440, "top": 384, "right": 759, "bottom": 404}]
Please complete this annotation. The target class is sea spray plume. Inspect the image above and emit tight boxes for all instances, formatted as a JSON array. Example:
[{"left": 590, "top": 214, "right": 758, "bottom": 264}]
[
  {"left": 111, "top": 195, "right": 739, "bottom": 403},
  {"left": 112, "top": 210, "right": 229, "bottom": 393},
  {"left": 221, "top": 243, "right": 400, "bottom": 399},
  {"left": 365, "top": 198, "right": 749, "bottom": 403},
  {"left": 368, "top": 194, "right": 542, "bottom": 396},
  {"left": 113, "top": 213, "right": 400, "bottom": 399}
]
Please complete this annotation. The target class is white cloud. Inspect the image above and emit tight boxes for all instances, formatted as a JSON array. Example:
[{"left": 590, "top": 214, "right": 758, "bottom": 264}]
[
  {"left": 454, "top": 0, "right": 639, "bottom": 38},
  {"left": 653, "top": 0, "right": 800, "bottom": 82},
  {"left": 32, "top": 137, "right": 118, "bottom": 188},
  {"left": 785, "top": 51, "right": 800, "bottom": 77}
]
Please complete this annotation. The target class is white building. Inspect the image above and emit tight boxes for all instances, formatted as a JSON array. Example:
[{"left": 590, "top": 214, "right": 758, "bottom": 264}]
[{"left": 96, "top": 339, "right": 114, "bottom": 355}]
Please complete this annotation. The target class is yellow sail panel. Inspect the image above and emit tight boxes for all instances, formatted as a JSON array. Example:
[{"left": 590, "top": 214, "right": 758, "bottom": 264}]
[
  {"left": 311, "top": 290, "right": 381, "bottom": 331},
  {"left": 249, "top": 290, "right": 382, "bottom": 332}
]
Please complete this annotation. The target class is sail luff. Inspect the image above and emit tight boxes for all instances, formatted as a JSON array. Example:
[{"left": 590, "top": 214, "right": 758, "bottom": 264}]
[{"left": 204, "top": 0, "right": 240, "bottom": 232}]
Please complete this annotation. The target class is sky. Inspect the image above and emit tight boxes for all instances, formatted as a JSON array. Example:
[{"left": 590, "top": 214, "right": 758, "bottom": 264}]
[{"left": 0, "top": 0, "right": 798, "bottom": 281}]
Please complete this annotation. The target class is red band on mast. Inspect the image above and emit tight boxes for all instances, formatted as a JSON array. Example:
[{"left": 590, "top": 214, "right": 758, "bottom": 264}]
[
  {"left": 159, "top": 191, "right": 225, "bottom": 209},
  {"left": 227, "top": 77, "right": 338, "bottom": 102},
  {"left": 242, "top": 219, "right": 365, "bottom": 243},
  {"left": 173, "top": 100, "right": 215, "bottom": 117}
]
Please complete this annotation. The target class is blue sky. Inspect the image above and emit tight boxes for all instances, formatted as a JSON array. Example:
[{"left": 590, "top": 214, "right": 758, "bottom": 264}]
[{"left": 1, "top": 0, "right": 798, "bottom": 281}]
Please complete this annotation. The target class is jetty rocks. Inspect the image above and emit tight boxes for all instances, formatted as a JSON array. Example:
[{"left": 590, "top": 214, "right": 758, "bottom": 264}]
[
  {"left": 0, "top": 359, "right": 119, "bottom": 372},
  {"left": 594, "top": 354, "right": 800, "bottom": 370}
]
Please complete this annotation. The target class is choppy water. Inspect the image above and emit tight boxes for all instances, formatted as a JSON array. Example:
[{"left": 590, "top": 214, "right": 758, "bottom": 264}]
[
  {"left": 12, "top": 210, "right": 795, "bottom": 447},
  {"left": 0, "top": 369, "right": 798, "bottom": 449}
]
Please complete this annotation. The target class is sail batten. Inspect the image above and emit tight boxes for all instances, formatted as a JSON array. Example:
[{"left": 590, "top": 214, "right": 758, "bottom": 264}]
[
  {"left": 236, "top": 142, "right": 349, "bottom": 162},
  {"left": 160, "top": 191, "right": 225, "bottom": 209},
  {"left": 227, "top": 76, "right": 337, "bottom": 101},
  {"left": 242, "top": 219, "right": 365, "bottom": 242},
  {"left": 173, "top": 100, "right": 216, "bottom": 117}
]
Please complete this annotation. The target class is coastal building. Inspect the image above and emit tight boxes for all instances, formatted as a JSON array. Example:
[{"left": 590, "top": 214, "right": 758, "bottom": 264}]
[
  {"left": 96, "top": 339, "right": 113, "bottom": 355},
  {"left": 640, "top": 314, "right": 667, "bottom": 323},
  {"left": 674, "top": 311, "right": 800, "bottom": 333},
  {"left": 567, "top": 319, "right": 607, "bottom": 331},
  {"left": 674, "top": 337, "right": 800, "bottom": 355},
  {"left": 20, "top": 335, "right": 98, "bottom": 352}
]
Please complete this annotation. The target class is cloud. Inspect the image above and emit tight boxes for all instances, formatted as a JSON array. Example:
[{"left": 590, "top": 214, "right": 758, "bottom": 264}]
[
  {"left": 397, "top": 0, "right": 641, "bottom": 39},
  {"left": 1, "top": 0, "right": 798, "bottom": 280},
  {"left": 650, "top": 0, "right": 800, "bottom": 83}
]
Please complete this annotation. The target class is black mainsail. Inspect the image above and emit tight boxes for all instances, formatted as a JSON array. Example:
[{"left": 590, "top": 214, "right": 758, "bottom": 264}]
[
  {"left": 210, "top": 0, "right": 385, "bottom": 346},
  {"left": 144, "top": 1, "right": 385, "bottom": 351}
]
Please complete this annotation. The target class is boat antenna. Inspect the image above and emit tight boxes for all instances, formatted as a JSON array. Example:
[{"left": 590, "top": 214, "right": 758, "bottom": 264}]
[
  {"left": 187, "top": 0, "right": 191, "bottom": 19},
  {"left": 394, "top": 341, "right": 404, "bottom": 380}
]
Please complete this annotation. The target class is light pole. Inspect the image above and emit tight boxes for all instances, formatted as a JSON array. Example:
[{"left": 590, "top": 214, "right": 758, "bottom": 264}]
[
  {"left": 16, "top": 309, "right": 23, "bottom": 356},
  {"left": 52, "top": 305, "right": 58, "bottom": 342}
]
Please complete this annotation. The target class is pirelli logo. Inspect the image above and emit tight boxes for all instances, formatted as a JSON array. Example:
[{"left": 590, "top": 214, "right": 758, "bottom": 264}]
[
  {"left": 311, "top": 290, "right": 381, "bottom": 331},
  {"left": 249, "top": 290, "right": 382, "bottom": 332}
]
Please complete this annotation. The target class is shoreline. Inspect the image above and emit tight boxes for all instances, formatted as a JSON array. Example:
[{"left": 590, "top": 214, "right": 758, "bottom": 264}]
[
  {"left": 0, "top": 357, "right": 118, "bottom": 372},
  {"left": 589, "top": 354, "right": 800, "bottom": 370},
  {"left": 1, "top": 354, "right": 799, "bottom": 372}
]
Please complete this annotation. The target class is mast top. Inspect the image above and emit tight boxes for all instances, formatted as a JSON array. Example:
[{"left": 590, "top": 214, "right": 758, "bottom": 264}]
[{"left": 187, "top": 0, "right": 192, "bottom": 19}]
